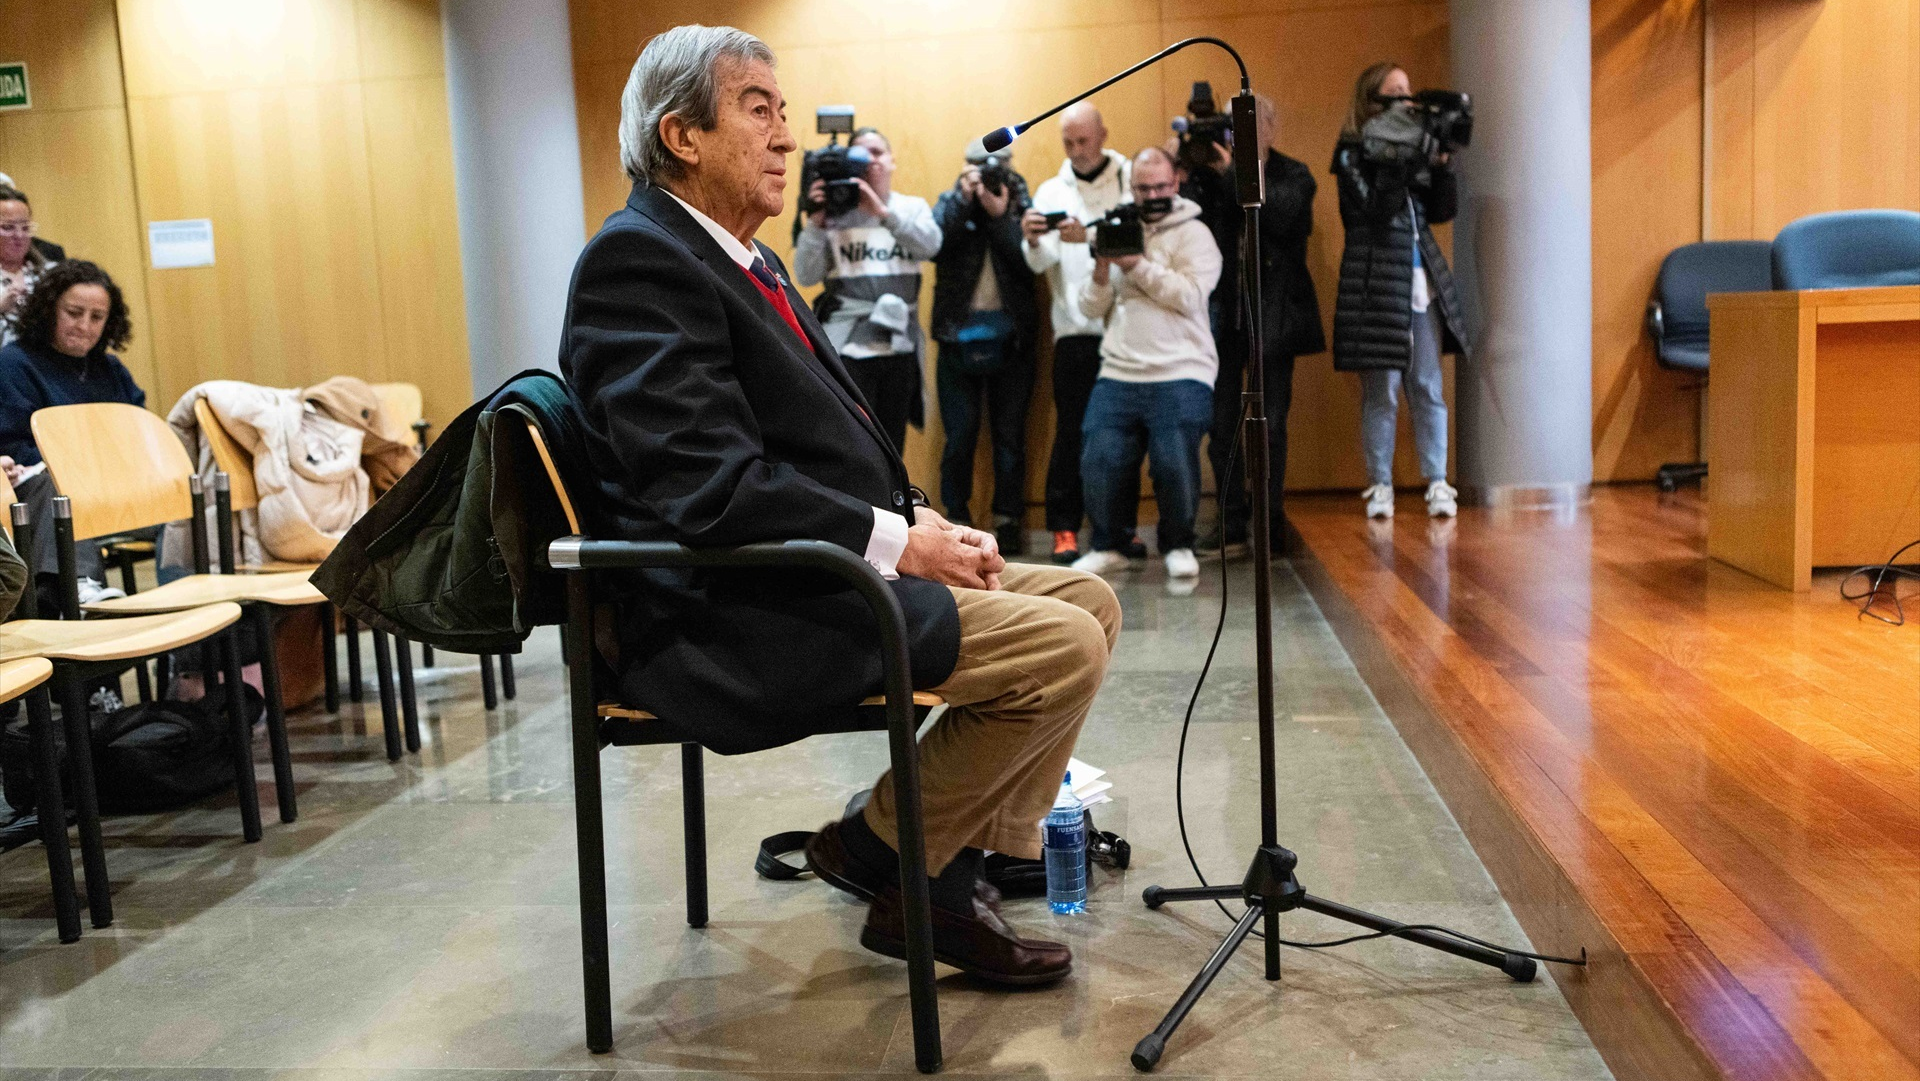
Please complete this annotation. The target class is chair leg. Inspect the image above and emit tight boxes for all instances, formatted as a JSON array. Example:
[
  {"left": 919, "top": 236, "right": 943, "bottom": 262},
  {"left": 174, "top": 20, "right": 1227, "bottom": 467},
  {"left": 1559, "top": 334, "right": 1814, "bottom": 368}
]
[
  {"left": 681, "top": 743, "right": 708, "bottom": 928},
  {"left": 396, "top": 635, "right": 421, "bottom": 754},
  {"left": 26, "top": 685, "right": 81, "bottom": 942},
  {"left": 420, "top": 640, "right": 435, "bottom": 668},
  {"left": 345, "top": 615, "right": 364, "bottom": 703},
  {"left": 321, "top": 603, "right": 340, "bottom": 714},
  {"left": 116, "top": 553, "right": 138, "bottom": 597},
  {"left": 223, "top": 632, "right": 264, "bottom": 843},
  {"left": 479, "top": 653, "right": 499, "bottom": 711},
  {"left": 372, "top": 631, "right": 402, "bottom": 761},
  {"left": 57, "top": 673, "right": 113, "bottom": 926},
  {"left": 565, "top": 578, "right": 614, "bottom": 1055},
  {"left": 252, "top": 606, "right": 297, "bottom": 823},
  {"left": 499, "top": 653, "right": 517, "bottom": 701},
  {"left": 886, "top": 710, "right": 942, "bottom": 1074},
  {"left": 133, "top": 658, "right": 153, "bottom": 706}
]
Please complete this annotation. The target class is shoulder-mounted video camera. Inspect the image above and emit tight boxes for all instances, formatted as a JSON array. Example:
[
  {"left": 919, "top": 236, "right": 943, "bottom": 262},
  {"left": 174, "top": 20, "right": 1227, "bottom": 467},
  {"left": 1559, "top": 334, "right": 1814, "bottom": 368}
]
[
  {"left": 1170, "top": 81, "right": 1233, "bottom": 174},
  {"left": 1362, "top": 89, "right": 1473, "bottom": 167},
  {"left": 801, "top": 105, "right": 873, "bottom": 217}
]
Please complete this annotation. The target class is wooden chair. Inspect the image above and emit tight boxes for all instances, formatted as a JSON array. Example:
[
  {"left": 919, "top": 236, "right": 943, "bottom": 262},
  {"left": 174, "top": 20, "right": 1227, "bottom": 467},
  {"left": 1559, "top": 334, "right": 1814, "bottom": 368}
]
[
  {"left": 507, "top": 410, "right": 947, "bottom": 1072},
  {"left": 5, "top": 488, "right": 250, "bottom": 931},
  {"left": 31, "top": 402, "right": 325, "bottom": 825},
  {"left": 191, "top": 398, "right": 419, "bottom": 757},
  {"left": 371, "top": 382, "right": 516, "bottom": 709}
]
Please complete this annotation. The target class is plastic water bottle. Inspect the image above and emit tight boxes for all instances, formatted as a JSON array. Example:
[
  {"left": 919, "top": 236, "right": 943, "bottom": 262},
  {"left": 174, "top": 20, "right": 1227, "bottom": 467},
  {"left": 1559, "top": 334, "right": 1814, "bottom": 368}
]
[{"left": 1044, "top": 772, "right": 1087, "bottom": 914}]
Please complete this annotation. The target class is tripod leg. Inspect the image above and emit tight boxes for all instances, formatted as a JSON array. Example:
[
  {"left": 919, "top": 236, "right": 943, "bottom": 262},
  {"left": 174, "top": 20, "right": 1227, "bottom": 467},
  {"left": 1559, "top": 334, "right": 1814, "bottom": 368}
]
[
  {"left": 1143, "top": 883, "right": 1241, "bottom": 908},
  {"left": 1297, "top": 893, "right": 1537, "bottom": 981},
  {"left": 1133, "top": 902, "right": 1264, "bottom": 1072}
]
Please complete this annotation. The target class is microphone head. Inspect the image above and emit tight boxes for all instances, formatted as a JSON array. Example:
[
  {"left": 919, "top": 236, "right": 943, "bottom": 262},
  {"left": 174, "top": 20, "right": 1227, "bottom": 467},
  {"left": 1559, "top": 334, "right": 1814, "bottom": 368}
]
[{"left": 981, "top": 126, "right": 1018, "bottom": 154}]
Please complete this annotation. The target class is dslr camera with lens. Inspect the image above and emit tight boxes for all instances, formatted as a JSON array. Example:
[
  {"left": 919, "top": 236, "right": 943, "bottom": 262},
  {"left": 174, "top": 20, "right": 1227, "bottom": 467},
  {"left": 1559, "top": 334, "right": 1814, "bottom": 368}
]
[
  {"left": 1170, "top": 81, "right": 1233, "bottom": 174},
  {"left": 1089, "top": 197, "right": 1171, "bottom": 260},
  {"left": 800, "top": 105, "right": 873, "bottom": 217},
  {"left": 1362, "top": 88, "right": 1473, "bottom": 167},
  {"left": 976, "top": 151, "right": 1013, "bottom": 198}
]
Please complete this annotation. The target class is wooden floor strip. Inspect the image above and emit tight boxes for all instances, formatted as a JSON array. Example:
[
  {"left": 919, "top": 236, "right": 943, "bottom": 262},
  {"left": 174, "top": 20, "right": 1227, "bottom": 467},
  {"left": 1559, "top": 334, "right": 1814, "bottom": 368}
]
[{"left": 1290, "top": 487, "right": 1920, "bottom": 1081}]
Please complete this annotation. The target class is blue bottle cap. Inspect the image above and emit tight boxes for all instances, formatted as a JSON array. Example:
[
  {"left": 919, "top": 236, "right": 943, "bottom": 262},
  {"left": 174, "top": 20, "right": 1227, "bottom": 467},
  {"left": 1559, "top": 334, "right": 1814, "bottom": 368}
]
[{"left": 1064, "top": 771, "right": 1072, "bottom": 785}]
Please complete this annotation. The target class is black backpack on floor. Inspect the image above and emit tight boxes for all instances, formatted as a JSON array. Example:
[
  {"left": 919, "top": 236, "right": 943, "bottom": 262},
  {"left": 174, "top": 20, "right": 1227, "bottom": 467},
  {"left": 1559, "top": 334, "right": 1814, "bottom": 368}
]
[{"left": 0, "top": 688, "right": 260, "bottom": 816}]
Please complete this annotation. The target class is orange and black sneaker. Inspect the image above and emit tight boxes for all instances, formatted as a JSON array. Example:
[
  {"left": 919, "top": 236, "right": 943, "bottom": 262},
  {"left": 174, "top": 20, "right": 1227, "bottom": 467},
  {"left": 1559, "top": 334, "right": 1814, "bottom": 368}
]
[{"left": 1050, "top": 530, "right": 1081, "bottom": 565}]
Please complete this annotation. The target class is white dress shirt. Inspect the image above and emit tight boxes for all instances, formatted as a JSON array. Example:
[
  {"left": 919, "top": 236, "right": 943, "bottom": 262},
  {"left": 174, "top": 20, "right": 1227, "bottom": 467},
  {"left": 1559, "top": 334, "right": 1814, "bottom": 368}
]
[{"left": 661, "top": 188, "right": 910, "bottom": 580}]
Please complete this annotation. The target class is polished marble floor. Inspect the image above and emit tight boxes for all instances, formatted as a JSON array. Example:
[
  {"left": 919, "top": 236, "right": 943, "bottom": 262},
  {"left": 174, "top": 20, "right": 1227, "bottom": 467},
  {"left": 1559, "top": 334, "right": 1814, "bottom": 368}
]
[{"left": 0, "top": 557, "right": 1611, "bottom": 1081}]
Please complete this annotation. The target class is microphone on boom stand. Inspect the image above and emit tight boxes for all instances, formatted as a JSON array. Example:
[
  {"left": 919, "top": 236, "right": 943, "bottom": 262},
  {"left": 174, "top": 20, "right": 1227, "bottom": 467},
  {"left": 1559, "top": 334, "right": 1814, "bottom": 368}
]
[{"left": 979, "top": 37, "right": 1549, "bottom": 1074}]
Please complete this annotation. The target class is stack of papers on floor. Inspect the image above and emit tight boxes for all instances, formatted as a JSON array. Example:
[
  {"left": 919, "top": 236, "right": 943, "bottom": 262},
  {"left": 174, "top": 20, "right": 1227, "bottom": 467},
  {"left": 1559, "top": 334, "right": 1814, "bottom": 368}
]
[{"left": 1067, "top": 757, "right": 1113, "bottom": 807}]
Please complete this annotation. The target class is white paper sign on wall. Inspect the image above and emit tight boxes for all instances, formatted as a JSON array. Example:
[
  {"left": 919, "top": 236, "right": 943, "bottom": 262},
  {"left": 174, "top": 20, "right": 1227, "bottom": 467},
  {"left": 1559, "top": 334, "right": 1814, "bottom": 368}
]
[{"left": 148, "top": 219, "right": 216, "bottom": 269}]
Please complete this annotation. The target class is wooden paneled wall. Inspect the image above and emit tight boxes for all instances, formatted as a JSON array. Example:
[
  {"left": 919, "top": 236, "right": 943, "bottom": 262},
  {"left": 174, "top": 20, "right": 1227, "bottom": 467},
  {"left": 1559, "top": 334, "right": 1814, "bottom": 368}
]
[
  {"left": 0, "top": 0, "right": 159, "bottom": 397},
  {"left": 1592, "top": 0, "right": 1920, "bottom": 481},
  {"left": 112, "top": 0, "right": 470, "bottom": 430},
  {"left": 568, "top": 0, "right": 1453, "bottom": 516},
  {"left": 576, "top": 0, "right": 1920, "bottom": 499}
]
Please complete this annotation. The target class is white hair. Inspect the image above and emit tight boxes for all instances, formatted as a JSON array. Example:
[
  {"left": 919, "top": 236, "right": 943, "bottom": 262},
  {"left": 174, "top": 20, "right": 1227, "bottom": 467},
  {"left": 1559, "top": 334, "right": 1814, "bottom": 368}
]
[{"left": 618, "top": 24, "right": 775, "bottom": 186}]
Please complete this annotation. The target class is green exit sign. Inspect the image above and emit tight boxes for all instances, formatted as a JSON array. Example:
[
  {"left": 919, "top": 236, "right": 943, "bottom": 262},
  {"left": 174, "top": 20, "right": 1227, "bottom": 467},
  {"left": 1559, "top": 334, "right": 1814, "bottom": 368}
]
[{"left": 0, "top": 63, "right": 27, "bottom": 111}]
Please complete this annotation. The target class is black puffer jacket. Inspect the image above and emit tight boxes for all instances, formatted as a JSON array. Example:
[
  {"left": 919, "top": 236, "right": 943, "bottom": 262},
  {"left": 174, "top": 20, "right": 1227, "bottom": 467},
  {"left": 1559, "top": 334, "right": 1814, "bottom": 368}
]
[
  {"left": 929, "top": 172, "right": 1038, "bottom": 347},
  {"left": 1329, "top": 135, "right": 1469, "bottom": 371}
]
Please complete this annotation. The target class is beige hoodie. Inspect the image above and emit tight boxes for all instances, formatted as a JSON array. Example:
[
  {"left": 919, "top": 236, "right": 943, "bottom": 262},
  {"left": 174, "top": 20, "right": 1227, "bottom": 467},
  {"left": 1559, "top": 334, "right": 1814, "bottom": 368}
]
[{"left": 1073, "top": 195, "right": 1222, "bottom": 387}]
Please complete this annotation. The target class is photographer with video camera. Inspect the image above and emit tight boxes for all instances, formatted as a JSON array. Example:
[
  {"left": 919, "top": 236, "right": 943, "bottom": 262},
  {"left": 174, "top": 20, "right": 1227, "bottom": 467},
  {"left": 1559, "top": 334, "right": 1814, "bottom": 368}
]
[
  {"left": 795, "top": 124, "right": 942, "bottom": 451},
  {"left": 1070, "top": 147, "right": 1222, "bottom": 582},
  {"left": 1020, "top": 103, "right": 1146, "bottom": 567},
  {"left": 1331, "top": 62, "right": 1473, "bottom": 520},
  {"left": 929, "top": 144, "right": 1038, "bottom": 554},
  {"left": 1173, "top": 92, "right": 1325, "bottom": 559}
]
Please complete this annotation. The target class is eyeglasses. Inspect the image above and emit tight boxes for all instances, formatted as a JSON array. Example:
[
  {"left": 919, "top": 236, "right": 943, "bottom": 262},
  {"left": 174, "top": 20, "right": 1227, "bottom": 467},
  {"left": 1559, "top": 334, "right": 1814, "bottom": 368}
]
[
  {"left": 1132, "top": 182, "right": 1178, "bottom": 197},
  {"left": 0, "top": 222, "right": 33, "bottom": 237}
]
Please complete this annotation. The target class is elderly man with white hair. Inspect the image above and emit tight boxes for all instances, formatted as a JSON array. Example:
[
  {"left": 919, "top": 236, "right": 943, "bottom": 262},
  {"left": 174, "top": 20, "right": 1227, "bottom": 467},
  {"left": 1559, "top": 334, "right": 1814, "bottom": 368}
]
[{"left": 559, "top": 24, "right": 1120, "bottom": 986}]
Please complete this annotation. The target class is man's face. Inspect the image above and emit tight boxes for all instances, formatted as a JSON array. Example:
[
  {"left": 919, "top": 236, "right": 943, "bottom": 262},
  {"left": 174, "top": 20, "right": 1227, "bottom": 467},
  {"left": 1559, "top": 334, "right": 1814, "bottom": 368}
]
[
  {"left": 52, "top": 283, "right": 110, "bottom": 359},
  {"left": 853, "top": 131, "right": 894, "bottom": 187},
  {"left": 1059, "top": 113, "right": 1106, "bottom": 175},
  {"left": 1131, "top": 156, "right": 1178, "bottom": 219},
  {"left": 689, "top": 57, "right": 797, "bottom": 219}
]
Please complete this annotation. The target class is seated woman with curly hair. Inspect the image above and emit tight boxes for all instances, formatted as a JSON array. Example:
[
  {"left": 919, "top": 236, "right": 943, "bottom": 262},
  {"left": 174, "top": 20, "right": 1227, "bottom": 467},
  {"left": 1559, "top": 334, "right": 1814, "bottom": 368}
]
[{"left": 0, "top": 259, "right": 146, "bottom": 600}]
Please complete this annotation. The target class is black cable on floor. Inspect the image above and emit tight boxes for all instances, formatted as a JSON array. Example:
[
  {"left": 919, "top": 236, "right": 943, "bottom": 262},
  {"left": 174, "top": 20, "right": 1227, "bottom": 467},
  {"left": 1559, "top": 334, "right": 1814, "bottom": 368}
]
[
  {"left": 1169, "top": 421, "right": 1585, "bottom": 968},
  {"left": 1840, "top": 538, "right": 1920, "bottom": 626}
]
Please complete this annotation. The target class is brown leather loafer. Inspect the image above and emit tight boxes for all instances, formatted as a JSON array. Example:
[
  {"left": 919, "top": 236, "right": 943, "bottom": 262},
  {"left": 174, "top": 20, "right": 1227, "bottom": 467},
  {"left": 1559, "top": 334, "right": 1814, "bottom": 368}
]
[
  {"left": 859, "top": 881, "right": 1073, "bottom": 986},
  {"left": 805, "top": 818, "right": 885, "bottom": 901}
]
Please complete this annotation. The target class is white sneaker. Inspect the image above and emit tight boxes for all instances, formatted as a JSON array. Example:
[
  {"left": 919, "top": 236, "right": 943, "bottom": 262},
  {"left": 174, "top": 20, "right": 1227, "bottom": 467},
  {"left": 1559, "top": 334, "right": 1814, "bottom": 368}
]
[
  {"left": 1164, "top": 548, "right": 1200, "bottom": 579},
  {"left": 1362, "top": 484, "right": 1395, "bottom": 519},
  {"left": 1425, "top": 479, "right": 1458, "bottom": 518},
  {"left": 1071, "top": 550, "right": 1132, "bottom": 576},
  {"left": 76, "top": 577, "right": 126, "bottom": 605}
]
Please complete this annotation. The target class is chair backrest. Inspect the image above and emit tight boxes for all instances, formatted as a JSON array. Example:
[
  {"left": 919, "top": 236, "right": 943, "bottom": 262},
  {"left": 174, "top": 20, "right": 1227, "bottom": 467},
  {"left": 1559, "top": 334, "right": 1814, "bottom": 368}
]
[
  {"left": 31, "top": 403, "right": 195, "bottom": 541},
  {"left": 1654, "top": 240, "right": 1774, "bottom": 345},
  {"left": 511, "top": 412, "right": 583, "bottom": 536},
  {"left": 372, "top": 382, "right": 424, "bottom": 443},
  {"left": 1772, "top": 209, "right": 1920, "bottom": 290},
  {"left": 191, "top": 398, "right": 261, "bottom": 513}
]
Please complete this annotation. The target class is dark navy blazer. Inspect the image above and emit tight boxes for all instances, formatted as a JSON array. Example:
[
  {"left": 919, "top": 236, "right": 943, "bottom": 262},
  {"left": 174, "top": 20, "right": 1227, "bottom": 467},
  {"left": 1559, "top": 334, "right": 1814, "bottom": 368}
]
[{"left": 559, "top": 182, "right": 960, "bottom": 754}]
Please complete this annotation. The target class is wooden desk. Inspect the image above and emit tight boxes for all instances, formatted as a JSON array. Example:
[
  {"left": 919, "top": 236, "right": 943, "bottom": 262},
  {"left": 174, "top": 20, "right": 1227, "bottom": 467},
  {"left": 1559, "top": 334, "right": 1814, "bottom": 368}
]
[{"left": 1707, "top": 285, "right": 1920, "bottom": 591}]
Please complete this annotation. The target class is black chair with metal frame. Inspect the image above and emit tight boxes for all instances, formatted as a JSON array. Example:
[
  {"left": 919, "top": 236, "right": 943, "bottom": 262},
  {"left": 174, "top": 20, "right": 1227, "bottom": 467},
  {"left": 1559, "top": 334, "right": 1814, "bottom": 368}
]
[
  {"left": 508, "top": 411, "right": 948, "bottom": 1074},
  {"left": 1646, "top": 239, "right": 1773, "bottom": 491}
]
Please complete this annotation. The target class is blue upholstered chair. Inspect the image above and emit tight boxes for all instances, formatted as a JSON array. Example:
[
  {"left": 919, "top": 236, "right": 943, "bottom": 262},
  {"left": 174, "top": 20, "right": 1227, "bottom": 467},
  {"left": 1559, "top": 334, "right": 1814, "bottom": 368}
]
[
  {"left": 1771, "top": 209, "right": 1920, "bottom": 290},
  {"left": 1645, "top": 240, "right": 1774, "bottom": 491}
]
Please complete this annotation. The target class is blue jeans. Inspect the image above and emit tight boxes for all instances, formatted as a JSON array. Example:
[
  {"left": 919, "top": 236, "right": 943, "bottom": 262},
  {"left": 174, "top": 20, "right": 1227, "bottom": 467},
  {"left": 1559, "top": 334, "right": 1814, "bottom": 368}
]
[
  {"left": 1080, "top": 378, "right": 1214, "bottom": 553},
  {"left": 1359, "top": 304, "right": 1447, "bottom": 485}
]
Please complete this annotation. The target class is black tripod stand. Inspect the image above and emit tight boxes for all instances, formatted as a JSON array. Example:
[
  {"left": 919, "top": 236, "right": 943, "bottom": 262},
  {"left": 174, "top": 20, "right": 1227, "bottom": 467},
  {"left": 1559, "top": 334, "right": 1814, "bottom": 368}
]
[
  {"left": 981, "top": 37, "right": 1546, "bottom": 1075},
  {"left": 1127, "top": 47, "right": 1540, "bottom": 1074}
]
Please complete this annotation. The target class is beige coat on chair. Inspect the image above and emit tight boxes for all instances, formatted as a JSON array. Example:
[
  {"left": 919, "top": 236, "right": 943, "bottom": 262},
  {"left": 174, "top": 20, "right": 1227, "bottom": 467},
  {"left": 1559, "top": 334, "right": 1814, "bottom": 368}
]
[{"left": 167, "top": 381, "right": 372, "bottom": 565}]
